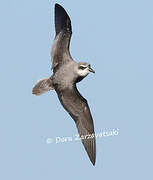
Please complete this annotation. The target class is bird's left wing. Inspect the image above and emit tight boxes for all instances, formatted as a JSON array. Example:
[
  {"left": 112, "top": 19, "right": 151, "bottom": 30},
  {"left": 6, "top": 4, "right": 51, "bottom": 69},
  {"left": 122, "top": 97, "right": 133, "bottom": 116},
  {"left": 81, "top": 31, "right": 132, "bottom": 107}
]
[
  {"left": 51, "top": 4, "right": 72, "bottom": 71},
  {"left": 57, "top": 86, "right": 96, "bottom": 165}
]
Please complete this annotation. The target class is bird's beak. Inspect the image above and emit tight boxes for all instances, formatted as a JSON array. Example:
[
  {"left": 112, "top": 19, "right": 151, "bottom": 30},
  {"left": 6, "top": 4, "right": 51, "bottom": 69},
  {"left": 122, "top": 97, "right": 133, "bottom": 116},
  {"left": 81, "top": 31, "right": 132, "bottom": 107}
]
[{"left": 89, "top": 67, "right": 95, "bottom": 73}]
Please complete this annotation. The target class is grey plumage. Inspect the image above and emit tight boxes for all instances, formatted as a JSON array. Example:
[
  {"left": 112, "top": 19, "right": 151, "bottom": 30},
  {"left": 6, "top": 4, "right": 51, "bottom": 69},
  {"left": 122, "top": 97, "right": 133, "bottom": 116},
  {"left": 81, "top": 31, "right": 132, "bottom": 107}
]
[
  {"left": 32, "top": 3, "right": 96, "bottom": 166},
  {"left": 32, "top": 77, "right": 54, "bottom": 96}
]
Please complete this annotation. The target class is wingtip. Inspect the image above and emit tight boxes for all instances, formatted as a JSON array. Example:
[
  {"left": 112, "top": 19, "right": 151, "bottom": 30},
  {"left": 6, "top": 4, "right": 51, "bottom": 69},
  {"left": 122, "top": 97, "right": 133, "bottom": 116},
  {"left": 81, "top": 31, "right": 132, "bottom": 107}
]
[
  {"left": 55, "top": 3, "right": 59, "bottom": 7},
  {"left": 91, "top": 159, "right": 96, "bottom": 166},
  {"left": 55, "top": 3, "right": 67, "bottom": 14},
  {"left": 89, "top": 153, "right": 96, "bottom": 166},
  {"left": 83, "top": 138, "right": 96, "bottom": 166},
  {"left": 54, "top": 3, "right": 72, "bottom": 35},
  {"left": 55, "top": 3, "right": 63, "bottom": 10},
  {"left": 55, "top": 3, "right": 60, "bottom": 6}
]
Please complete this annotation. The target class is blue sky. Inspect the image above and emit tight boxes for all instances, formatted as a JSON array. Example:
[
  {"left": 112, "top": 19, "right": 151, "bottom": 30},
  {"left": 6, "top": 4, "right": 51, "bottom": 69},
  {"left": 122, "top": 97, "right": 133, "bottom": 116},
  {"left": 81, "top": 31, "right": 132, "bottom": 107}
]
[{"left": 0, "top": 0, "right": 153, "bottom": 179}]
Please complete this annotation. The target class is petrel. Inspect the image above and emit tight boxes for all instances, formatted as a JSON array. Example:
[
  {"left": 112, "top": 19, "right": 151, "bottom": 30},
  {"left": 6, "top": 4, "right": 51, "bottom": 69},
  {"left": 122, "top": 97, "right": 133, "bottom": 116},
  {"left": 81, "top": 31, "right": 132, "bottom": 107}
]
[{"left": 32, "top": 3, "right": 96, "bottom": 165}]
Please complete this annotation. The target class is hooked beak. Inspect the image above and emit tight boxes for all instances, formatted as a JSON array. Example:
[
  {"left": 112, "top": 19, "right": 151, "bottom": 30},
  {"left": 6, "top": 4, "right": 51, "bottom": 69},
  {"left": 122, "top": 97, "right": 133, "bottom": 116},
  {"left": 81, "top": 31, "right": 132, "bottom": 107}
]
[{"left": 89, "top": 67, "right": 95, "bottom": 73}]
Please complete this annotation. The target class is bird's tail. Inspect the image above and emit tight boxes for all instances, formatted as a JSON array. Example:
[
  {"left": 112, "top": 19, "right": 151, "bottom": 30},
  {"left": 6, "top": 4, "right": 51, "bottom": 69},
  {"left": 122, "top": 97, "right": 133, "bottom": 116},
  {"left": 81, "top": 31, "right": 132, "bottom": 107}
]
[{"left": 32, "top": 76, "right": 54, "bottom": 96}]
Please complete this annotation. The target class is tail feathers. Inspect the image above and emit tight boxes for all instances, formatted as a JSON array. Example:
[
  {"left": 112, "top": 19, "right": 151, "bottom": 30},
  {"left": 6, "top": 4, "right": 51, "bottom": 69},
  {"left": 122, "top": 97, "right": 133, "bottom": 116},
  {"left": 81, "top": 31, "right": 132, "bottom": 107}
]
[{"left": 32, "top": 77, "right": 54, "bottom": 96}]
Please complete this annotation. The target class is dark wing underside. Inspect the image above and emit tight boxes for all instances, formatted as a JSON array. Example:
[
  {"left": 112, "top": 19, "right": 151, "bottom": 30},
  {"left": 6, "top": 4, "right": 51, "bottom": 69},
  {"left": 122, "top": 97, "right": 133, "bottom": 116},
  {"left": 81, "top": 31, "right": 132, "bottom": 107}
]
[
  {"left": 57, "top": 86, "right": 96, "bottom": 165},
  {"left": 51, "top": 4, "right": 72, "bottom": 72}
]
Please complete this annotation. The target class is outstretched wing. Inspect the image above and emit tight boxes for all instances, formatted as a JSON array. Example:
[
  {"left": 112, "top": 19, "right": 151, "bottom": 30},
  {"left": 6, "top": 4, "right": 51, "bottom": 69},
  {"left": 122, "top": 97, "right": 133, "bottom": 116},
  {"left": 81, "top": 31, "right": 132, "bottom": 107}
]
[
  {"left": 51, "top": 4, "right": 72, "bottom": 71},
  {"left": 57, "top": 86, "right": 96, "bottom": 165}
]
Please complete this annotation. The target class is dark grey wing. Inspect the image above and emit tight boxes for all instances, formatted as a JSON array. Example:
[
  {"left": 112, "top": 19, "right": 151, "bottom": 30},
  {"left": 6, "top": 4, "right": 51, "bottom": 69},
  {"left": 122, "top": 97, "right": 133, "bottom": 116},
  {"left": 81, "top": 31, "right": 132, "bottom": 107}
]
[
  {"left": 51, "top": 4, "right": 72, "bottom": 71},
  {"left": 57, "top": 86, "right": 96, "bottom": 165}
]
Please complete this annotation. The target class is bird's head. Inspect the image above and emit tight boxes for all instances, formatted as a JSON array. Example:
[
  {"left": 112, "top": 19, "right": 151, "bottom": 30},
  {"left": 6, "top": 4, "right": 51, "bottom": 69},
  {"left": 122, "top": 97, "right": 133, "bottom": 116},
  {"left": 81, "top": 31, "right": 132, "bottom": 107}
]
[{"left": 76, "top": 62, "right": 95, "bottom": 77}]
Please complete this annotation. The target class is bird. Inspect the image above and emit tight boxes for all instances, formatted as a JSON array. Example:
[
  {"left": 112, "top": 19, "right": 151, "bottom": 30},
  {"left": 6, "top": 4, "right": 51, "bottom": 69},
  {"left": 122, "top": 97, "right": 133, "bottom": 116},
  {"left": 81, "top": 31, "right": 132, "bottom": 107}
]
[{"left": 32, "top": 3, "right": 96, "bottom": 166}]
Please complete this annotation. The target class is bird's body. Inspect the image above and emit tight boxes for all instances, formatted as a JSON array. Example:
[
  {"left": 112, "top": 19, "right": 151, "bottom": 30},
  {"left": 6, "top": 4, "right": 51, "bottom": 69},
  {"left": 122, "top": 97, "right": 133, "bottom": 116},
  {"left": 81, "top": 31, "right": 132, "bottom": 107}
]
[{"left": 32, "top": 3, "right": 96, "bottom": 165}]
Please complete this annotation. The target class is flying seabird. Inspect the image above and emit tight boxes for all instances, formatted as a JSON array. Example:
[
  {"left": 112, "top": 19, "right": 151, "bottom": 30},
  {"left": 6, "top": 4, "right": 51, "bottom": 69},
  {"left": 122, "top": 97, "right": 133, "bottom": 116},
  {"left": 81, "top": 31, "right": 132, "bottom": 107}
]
[{"left": 32, "top": 3, "right": 96, "bottom": 165}]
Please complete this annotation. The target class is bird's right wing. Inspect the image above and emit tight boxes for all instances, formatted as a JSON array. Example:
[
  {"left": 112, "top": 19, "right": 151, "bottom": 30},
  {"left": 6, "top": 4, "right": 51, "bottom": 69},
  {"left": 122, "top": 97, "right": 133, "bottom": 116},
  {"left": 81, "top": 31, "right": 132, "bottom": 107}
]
[
  {"left": 51, "top": 4, "right": 72, "bottom": 71},
  {"left": 57, "top": 86, "right": 96, "bottom": 165}
]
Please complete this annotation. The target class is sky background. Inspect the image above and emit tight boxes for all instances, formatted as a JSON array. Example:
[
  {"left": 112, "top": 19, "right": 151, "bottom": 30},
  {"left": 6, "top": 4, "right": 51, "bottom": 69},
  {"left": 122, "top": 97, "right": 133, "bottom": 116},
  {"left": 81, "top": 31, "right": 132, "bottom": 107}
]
[{"left": 0, "top": 0, "right": 153, "bottom": 179}]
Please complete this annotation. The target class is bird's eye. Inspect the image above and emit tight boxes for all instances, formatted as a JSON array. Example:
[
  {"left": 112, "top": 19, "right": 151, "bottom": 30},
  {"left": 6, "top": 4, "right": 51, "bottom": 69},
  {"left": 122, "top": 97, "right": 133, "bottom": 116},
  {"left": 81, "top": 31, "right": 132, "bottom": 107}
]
[{"left": 79, "top": 66, "right": 86, "bottom": 70}]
